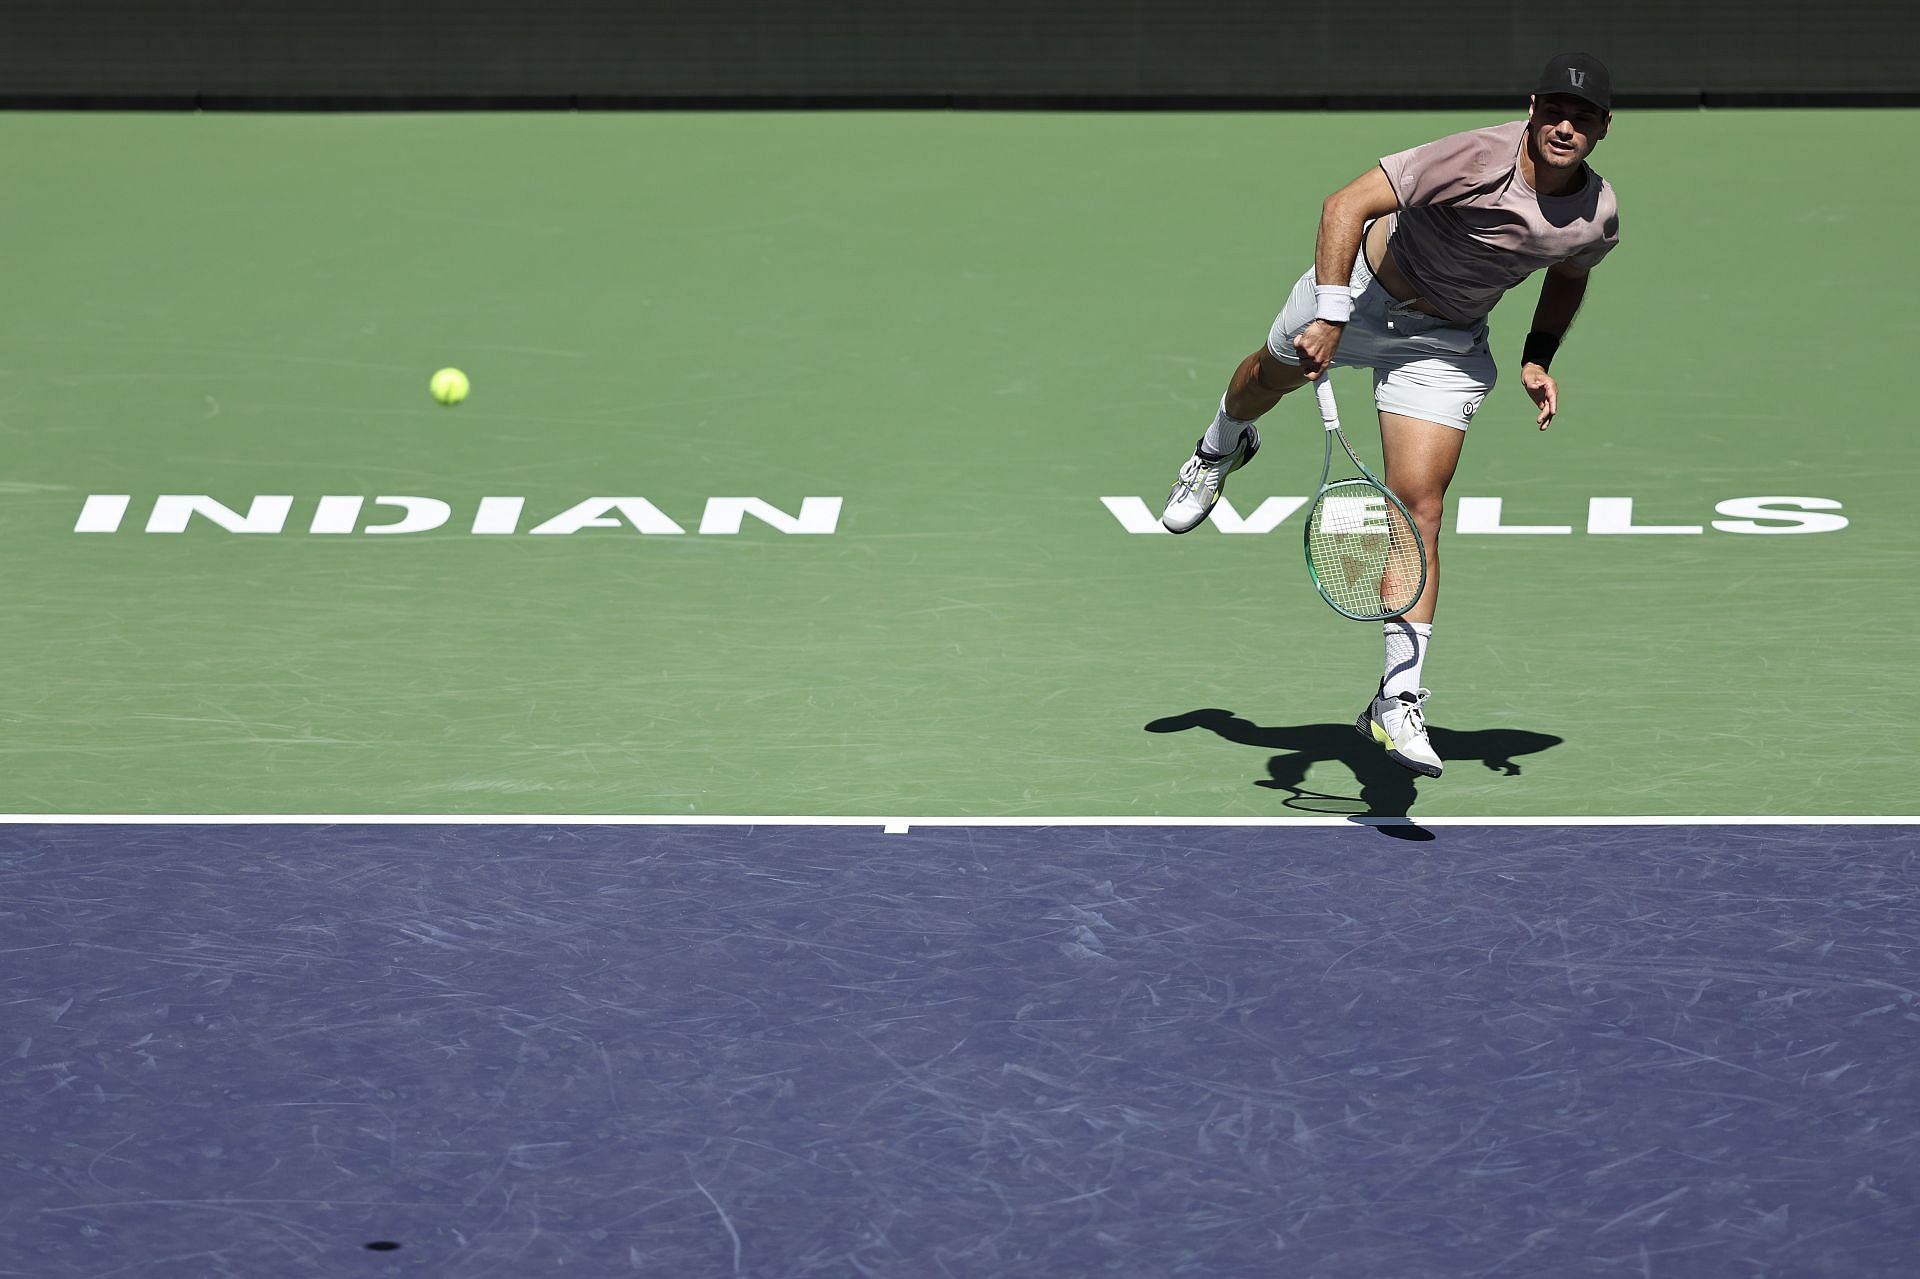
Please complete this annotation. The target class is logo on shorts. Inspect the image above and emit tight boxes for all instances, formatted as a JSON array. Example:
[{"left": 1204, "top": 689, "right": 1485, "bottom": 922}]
[{"left": 1463, "top": 396, "right": 1485, "bottom": 420}]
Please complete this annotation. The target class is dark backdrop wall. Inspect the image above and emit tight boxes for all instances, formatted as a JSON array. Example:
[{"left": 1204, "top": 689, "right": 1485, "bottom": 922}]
[{"left": 4, "top": 0, "right": 1915, "bottom": 106}]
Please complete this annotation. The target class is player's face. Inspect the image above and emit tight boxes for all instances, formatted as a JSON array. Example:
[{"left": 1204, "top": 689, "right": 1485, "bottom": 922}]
[{"left": 1529, "top": 94, "right": 1609, "bottom": 170}]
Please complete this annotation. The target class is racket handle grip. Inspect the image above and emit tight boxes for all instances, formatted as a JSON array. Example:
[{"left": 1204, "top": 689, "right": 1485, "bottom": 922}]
[{"left": 1313, "top": 373, "right": 1340, "bottom": 433}]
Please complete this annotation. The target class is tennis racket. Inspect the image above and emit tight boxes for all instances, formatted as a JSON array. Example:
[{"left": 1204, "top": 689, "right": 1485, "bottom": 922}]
[{"left": 1303, "top": 374, "right": 1427, "bottom": 621}]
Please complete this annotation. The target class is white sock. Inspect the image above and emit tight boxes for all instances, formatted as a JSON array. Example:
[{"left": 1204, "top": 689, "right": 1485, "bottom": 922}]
[
  {"left": 1201, "top": 395, "right": 1255, "bottom": 457},
  {"left": 1382, "top": 620, "right": 1432, "bottom": 701}
]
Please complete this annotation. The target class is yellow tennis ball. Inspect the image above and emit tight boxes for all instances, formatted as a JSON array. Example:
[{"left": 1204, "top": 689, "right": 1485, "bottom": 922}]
[{"left": 430, "top": 367, "right": 469, "bottom": 405}]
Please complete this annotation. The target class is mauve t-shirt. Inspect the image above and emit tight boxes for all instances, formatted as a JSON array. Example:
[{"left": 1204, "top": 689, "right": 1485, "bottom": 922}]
[{"left": 1377, "top": 120, "right": 1619, "bottom": 324}]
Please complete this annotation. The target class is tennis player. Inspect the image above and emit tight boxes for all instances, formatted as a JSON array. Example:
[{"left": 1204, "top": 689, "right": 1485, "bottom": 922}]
[{"left": 1161, "top": 53, "right": 1621, "bottom": 778}]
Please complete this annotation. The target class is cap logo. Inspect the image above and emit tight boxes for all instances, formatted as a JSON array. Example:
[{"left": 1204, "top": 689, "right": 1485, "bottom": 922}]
[{"left": 1567, "top": 68, "right": 1587, "bottom": 88}]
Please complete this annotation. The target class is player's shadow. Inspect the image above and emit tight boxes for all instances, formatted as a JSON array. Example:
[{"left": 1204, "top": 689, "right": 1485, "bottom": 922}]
[{"left": 1145, "top": 708, "right": 1563, "bottom": 838}]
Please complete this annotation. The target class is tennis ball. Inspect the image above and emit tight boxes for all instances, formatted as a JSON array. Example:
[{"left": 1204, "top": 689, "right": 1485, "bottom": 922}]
[{"left": 430, "top": 367, "right": 469, "bottom": 406}]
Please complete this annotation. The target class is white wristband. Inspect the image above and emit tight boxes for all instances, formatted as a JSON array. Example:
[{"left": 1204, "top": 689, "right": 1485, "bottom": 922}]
[{"left": 1314, "top": 285, "right": 1354, "bottom": 324}]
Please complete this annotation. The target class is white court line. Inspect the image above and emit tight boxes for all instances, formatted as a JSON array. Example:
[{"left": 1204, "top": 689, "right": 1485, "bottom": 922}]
[{"left": 0, "top": 814, "right": 1914, "bottom": 829}]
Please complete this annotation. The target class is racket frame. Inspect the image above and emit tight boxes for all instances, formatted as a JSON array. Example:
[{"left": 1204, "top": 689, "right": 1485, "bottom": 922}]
[{"left": 1303, "top": 374, "right": 1428, "bottom": 622}]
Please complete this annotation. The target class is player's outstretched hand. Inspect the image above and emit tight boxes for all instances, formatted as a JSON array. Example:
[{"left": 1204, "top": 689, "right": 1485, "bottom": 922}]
[
  {"left": 1521, "top": 364, "right": 1558, "bottom": 430},
  {"left": 1293, "top": 320, "right": 1344, "bottom": 379}
]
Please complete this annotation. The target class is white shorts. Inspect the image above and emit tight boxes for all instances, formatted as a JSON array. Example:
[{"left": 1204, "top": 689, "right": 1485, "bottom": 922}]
[{"left": 1266, "top": 245, "right": 1496, "bottom": 431}]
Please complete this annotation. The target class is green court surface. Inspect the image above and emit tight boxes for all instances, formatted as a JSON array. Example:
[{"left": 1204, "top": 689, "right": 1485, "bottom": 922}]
[{"left": 0, "top": 109, "right": 1910, "bottom": 818}]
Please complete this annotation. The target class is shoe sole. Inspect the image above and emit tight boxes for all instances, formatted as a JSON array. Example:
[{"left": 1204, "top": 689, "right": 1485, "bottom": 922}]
[
  {"left": 1162, "top": 426, "right": 1261, "bottom": 534},
  {"left": 1355, "top": 711, "right": 1443, "bottom": 779}
]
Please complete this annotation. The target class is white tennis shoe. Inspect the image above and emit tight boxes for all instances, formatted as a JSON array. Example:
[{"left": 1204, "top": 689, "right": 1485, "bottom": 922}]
[
  {"left": 1357, "top": 687, "right": 1443, "bottom": 778},
  {"left": 1161, "top": 427, "right": 1260, "bottom": 534}
]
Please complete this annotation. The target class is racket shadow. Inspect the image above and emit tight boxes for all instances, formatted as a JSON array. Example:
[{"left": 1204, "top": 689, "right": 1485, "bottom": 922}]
[{"left": 1144, "top": 708, "right": 1564, "bottom": 828}]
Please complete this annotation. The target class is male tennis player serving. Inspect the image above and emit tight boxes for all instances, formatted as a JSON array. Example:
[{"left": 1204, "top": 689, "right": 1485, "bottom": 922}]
[{"left": 1161, "top": 53, "right": 1620, "bottom": 778}]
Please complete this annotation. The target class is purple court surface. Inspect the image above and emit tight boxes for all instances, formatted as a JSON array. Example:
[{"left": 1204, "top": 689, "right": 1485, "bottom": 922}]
[{"left": 4, "top": 821, "right": 1916, "bottom": 1276}]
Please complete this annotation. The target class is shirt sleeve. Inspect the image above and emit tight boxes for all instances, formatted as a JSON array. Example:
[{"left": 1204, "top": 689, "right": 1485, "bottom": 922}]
[
  {"left": 1566, "top": 195, "right": 1621, "bottom": 271},
  {"left": 1379, "top": 122, "right": 1519, "bottom": 209}
]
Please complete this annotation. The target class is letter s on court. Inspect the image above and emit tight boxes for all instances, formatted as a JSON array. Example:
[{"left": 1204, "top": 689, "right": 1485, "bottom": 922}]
[{"left": 1710, "top": 497, "right": 1847, "bottom": 535}]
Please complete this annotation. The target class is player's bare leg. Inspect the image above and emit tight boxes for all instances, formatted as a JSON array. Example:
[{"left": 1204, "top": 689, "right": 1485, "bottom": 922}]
[
  {"left": 1162, "top": 346, "right": 1311, "bottom": 533},
  {"left": 1356, "top": 411, "right": 1466, "bottom": 777},
  {"left": 1377, "top": 412, "right": 1463, "bottom": 624},
  {"left": 1223, "top": 344, "right": 1311, "bottom": 421}
]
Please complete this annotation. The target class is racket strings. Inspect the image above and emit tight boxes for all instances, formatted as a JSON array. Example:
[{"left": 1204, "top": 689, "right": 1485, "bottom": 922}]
[{"left": 1306, "top": 481, "right": 1425, "bottom": 619}]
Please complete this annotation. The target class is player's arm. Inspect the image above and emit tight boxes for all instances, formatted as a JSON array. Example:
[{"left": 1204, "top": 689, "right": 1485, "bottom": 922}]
[
  {"left": 1295, "top": 166, "right": 1402, "bottom": 378},
  {"left": 1520, "top": 261, "right": 1590, "bottom": 430}
]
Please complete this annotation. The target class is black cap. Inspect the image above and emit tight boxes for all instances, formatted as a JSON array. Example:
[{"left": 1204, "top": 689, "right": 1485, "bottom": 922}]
[{"left": 1536, "top": 52, "right": 1612, "bottom": 111}]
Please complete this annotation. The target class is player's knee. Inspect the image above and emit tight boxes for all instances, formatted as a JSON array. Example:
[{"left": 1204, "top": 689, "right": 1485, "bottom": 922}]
[
  {"left": 1251, "top": 347, "right": 1306, "bottom": 393},
  {"left": 1401, "top": 491, "right": 1446, "bottom": 532}
]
